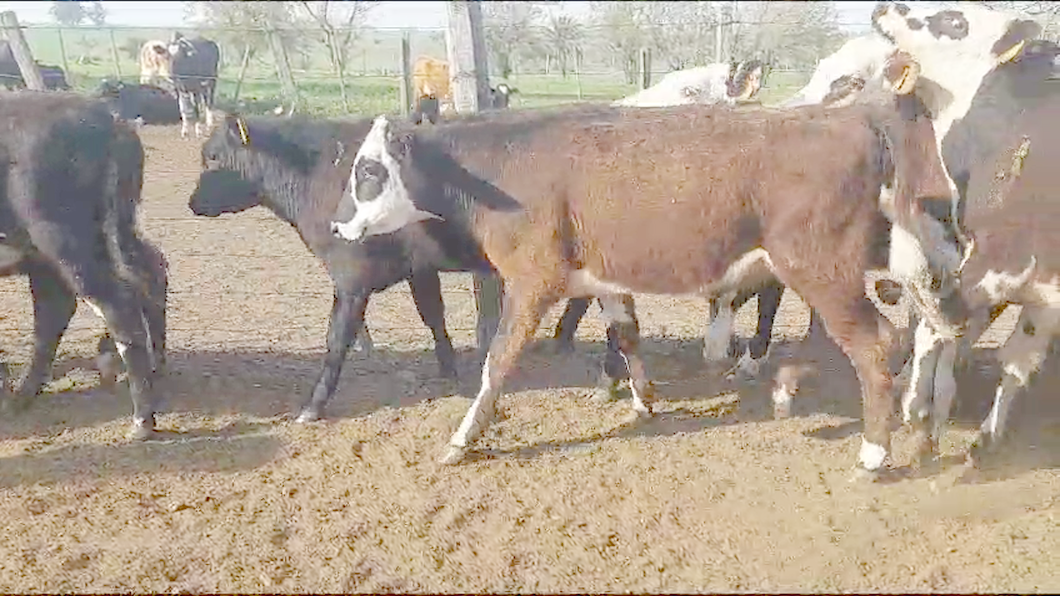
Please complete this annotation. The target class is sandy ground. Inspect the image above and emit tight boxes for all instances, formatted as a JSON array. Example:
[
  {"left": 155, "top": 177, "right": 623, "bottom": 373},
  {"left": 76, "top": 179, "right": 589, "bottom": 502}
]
[{"left": 0, "top": 124, "right": 1057, "bottom": 593}]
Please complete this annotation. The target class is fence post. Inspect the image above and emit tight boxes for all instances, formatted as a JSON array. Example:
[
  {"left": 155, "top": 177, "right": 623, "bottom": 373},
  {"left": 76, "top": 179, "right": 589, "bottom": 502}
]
[
  {"left": 56, "top": 26, "right": 70, "bottom": 83},
  {"left": 0, "top": 11, "right": 44, "bottom": 90},
  {"left": 639, "top": 47, "right": 651, "bottom": 90},
  {"left": 267, "top": 26, "right": 299, "bottom": 114},
  {"left": 232, "top": 43, "right": 253, "bottom": 104},
  {"left": 108, "top": 28, "right": 122, "bottom": 80},
  {"left": 447, "top": 0, "right": 502, "bottom": 356},
  {"left": 399, "top": 31, "right": 412, "bottom": 116},
  {"left": 574, "top": 48, "right": 583, "bottom": 101}
]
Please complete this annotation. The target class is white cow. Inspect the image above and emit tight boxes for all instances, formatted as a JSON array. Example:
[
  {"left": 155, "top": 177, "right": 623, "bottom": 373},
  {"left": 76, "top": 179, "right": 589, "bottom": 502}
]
[{"left": 613, "top": 61, "right": 765, "bottom": 108}]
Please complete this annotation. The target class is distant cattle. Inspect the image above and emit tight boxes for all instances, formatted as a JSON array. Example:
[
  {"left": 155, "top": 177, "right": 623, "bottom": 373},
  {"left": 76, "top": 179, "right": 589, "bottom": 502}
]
[
  {"left": 612, "top": 60, "right": 767, "bottom": 107},
  {"left": 0, "top": 93, "right": 167, "bottom": 438},
  {"left": 330, "top": 56, "right": 958, "bottom": 474},
  {"left": 167, "top": 33, "right": 220, "bottom": 139},
  {"left": 784, "top": 34, "right": 898, "bottom": 108},
  {"left": 97, "top": 79, "right": 181, "bottom": 125},
  {"left": 0, "top": 41, "right": 70, "bottom": 91},
  {"left": 139, "top": 40, "right": 172, "bottom": 86},
  {"left": 409, "top": 55, "right": 518, "bottom": 125}
]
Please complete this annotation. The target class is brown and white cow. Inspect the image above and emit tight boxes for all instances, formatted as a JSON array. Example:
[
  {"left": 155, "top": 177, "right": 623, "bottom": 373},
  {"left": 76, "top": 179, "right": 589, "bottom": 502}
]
[
  {"left": 329, "top": 59, "right": 957, "bottom": 477},
  {"left": 872, "top": 1, "right": 1059, "bottom": 465},
  {"left": 139, "top": 40, "right": 172, "bottom": 86}
]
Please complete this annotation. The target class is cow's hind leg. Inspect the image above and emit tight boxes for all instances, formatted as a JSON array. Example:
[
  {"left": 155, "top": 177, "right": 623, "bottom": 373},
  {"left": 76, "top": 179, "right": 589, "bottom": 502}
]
[
  {"left": 442, "top": 282, "right": 552, "bottom": 465},
  {"left": 553, "top": 297, "right": 592, "bottom": 353},
  {"left": 15, "top": 264, "right": 77, "bottom": 400},
  {"left": 703, "top": 294, "right": 737, "bottom": 366},
  {"left": 597, "top": 294, "right": 655, "bottom": 418},
  {"left": 408, "top": 270, "right": 458, "bottom": 381},
  {"left": 969, "top": 304, "right": 1057, "bottom": 465},
  {"left": 734, "top": 282, "right": 783, "bottom": 378}
]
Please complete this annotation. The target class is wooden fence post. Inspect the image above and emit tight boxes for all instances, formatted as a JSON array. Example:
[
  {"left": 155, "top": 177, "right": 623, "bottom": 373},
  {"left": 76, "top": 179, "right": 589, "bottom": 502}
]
[
  {"left": 447, "top": 0, "right": 503, "bottom": 356},
  {"left": 108, "top": 28, "right": 122, "bottom": 79},
  {"left": 56, "top": 26, "right": 70, "bottom": 83},
  {"left": 639, "top": 47, "right": 651, "bottom": 90},
  {"left": 574, "top": 48, "right": 583, "bottom": 101},
  {"left": 232, "top": 43, "right": 253, "bottom": 104},
  {"left": 399, "top": 31, "right": 412, "bottom": 116},
  {"left": 0, "top": 11, "right": 45, "bottom": 90},
  {"left": 267, "top": 26, "right": 299, "bottom": 114}
]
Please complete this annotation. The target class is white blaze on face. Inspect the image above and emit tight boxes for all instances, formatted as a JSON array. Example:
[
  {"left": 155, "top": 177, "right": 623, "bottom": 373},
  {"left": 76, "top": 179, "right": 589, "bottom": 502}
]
[
  {"left": 783, "top": 34, "right": 896, "bottom": 107},
  {"left": 331, "top": 115, "right": 442, "bottom": 243}
]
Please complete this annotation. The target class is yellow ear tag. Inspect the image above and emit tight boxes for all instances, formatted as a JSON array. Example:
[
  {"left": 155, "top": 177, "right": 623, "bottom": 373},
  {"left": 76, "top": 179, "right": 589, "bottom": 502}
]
[
  {"left": 998, "top": 39, "right": 1026, "bottom": 64},
  {"left": 893, "top": 64, "right": 919, "bottom": 95},
  {"left": 236, "top": 118, "right": 250, "bottom": 145}
]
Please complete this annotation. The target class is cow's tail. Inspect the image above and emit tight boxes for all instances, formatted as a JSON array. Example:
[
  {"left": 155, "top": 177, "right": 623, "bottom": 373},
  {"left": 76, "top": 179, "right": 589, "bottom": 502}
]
[{"left": 872, "top": 117, "right": 967, "bottom": 339}]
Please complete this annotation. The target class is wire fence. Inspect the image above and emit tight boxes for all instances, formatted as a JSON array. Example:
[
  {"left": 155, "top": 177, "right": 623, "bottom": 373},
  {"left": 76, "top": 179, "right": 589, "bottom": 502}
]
[{"left": 3, "top": 20, "right": 885, "bottom": 117}]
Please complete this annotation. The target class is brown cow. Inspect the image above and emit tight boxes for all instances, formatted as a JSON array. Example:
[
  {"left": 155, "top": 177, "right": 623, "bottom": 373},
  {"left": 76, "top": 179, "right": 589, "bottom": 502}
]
[
  {"left": 139, "top": 40, "right": 171, "bottom": 86},
  {"left": 330, "top": 57, "right": 955, "bottom": 477}
]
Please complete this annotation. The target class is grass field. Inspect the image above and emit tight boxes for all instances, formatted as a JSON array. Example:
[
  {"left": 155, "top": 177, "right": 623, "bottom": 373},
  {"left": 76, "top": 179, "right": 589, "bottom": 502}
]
[{"left": 18, "top": 24, "right": 813, "bottom": 117}]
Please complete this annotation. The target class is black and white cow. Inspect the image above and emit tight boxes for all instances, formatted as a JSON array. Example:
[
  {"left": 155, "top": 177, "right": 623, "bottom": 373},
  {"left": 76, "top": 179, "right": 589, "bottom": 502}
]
[
  {"left": 168, "top": 33, "right": 220, "bottom": 139},
  {"left": 872, "top": 1, "right": 1059, "bottom": 465},
  {"left": 0, "top": 41, "right": 70, "bottom": 91},
  {"left": 0, "top": 93, "right": 167, "bottom": 436}
]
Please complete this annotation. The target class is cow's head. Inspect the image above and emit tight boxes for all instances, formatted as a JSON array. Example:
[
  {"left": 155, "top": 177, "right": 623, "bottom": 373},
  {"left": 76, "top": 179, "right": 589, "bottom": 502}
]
[
  {"left": 783, "top": 35, "right": 897, "bottom": 108},
  {"left": 728, "top": 60, "right": 766, "bottom": 101},
  {"left": 190, "top": 113, "right": 263, "bottom": 216},
  {"left": 150, "top": 42, "right": 170, "bottom": 58},
  {"left": 330, "top": 115, "right": 443, "bottom": 243},
  {"left": 872, "top": 2, "right": 1040, "bottom": 120},
  {"left": 490, "top": 83, "right": 518, "bottom": 109}
]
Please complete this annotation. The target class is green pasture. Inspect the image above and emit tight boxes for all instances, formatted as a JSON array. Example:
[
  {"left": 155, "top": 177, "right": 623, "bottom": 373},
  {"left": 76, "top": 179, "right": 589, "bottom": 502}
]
[{"left": 17, "top": 25, "right": 812, "bottom": 118}]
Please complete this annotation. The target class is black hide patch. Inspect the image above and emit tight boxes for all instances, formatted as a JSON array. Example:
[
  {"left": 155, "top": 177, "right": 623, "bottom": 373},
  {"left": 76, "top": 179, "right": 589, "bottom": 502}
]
[
  {"left": 926, "top": 10, "right": 970, "bottom": 40},
  {"left": 907, "top": 18, "right": 924, "bottom": 31},
  {"left": 822, "top": 75, "right": 865, "bottom": 105},
  {"left": 353, "top": 157, "right": 390, "bottom": 202}
]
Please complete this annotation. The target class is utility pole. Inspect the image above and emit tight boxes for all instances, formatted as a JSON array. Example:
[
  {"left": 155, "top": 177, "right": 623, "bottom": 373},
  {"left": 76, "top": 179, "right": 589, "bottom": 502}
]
[
  {"left": 0, "top": 11, "right": 45, "bottom": 90},
  {"left": 446, "top": 0, "right": 503, "bottom": 357}
]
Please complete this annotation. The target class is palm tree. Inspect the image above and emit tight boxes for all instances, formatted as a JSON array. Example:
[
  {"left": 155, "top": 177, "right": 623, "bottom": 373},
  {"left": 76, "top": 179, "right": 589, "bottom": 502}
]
[{"left": 542, "top": 14, "right": 583, "bottom": 78}]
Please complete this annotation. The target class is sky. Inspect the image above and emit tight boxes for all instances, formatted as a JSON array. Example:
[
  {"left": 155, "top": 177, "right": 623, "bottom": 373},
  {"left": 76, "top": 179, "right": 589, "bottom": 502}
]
[{"left": 0, "top": 1, "right": 898, "bottom": 31}]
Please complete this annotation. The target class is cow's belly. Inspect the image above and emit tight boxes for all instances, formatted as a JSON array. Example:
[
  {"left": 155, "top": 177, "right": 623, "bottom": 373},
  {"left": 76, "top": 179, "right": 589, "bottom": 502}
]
[{"left": 568, "top": 248, "right": 776, "bottom": 298}]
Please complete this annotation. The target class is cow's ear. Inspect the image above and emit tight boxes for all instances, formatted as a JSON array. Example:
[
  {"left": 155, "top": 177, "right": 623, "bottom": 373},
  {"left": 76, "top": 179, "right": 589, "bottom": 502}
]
[
  {"left": 223, "top": 114, "right": 250, "bottom": 145},
  {"left": 993, "top": 19, "right": 1042, "bottom": 64},
  {"left": 394, "top": 131, "right": 414, "bottom": 160}
]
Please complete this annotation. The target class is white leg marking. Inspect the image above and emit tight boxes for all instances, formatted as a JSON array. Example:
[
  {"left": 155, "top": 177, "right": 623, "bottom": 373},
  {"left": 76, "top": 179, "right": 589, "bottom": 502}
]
[
  {"left": 703, "top": 303, "right": 735, "bottom": 363},
  {"left": 115, "top": 341, "right": 129, "bottom": 359},
  {"left": 859, "top": 438, "right": 888, "bottom": 471},
  {"left": 771, "top": 383, "right": 793, "bottom": 419},
  {"left": 449, "top": 357, "right": 496, "bottom": 449},
  {"left": 194, "top": 121, "right": 203, "bottom": 139},
  {"left": 902, "top": 319, "right": 942, "bottom": 425},
  {"left": 83, "top": 299, "right": 107, "bottom": 322},
  {"left": 981, "top": 306, "right": 1055, "bottom": 443},
  {"left": 734, "top": 346, "right": 762, "bottom": 378}
]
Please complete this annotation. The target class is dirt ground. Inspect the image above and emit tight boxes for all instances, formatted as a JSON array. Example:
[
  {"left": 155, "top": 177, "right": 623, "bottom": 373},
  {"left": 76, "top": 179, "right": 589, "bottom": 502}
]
[{"left": 0, "top": 124, "right": 1057, "bottom": 594}]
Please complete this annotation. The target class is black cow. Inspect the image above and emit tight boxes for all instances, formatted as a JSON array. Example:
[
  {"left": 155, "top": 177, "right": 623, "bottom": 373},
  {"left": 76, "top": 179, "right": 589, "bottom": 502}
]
[
  {"left": 189, "top": 110, "right": 631, "bottom": 422},
  {"left": 0, "top": 41, "right": 70, "bottom": 90},
  {"left": 96, "top": 79, "right": 181, "bottom": 125},
  {"left": 0, "top": 93, "right": 167, "bottom": 438},
  {"left": 168, "top": 34, "right": 220, "bottom": 139}
]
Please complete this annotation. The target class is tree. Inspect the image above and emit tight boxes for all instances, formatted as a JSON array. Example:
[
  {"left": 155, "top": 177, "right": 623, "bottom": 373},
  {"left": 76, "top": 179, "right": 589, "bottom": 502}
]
[
  {"left": 84, "top": 1, "right": 106, "bottom": 26},
  {"left": 541, "top": 14, "right": 584, "bottom": 77},
  {"left": 729, "top": 1, "right": 845, "bottom": 69},
  {"left": 978, "top": 2, "right": 1060, "bottom": 39},
  {"left": 481, "top": 2, "right": 543, "bottom": 78},
  {"left": 185, "top": 1, "right": 306, "bottom": 62},
  {"left": 50, "top": 1, "right": 85, "bottom": 26},
  {"left": 295, "top": 1, "right": 377, "bottom": 110},
  {"left": 589, "top": 1, "right": 651, "bottom": 84}
]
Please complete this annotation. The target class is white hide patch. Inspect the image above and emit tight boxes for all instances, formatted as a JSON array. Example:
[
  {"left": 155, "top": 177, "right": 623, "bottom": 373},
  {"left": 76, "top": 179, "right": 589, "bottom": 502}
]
[
  {"left": 858, "top": 438, "right": 888, "bottom": 471},
  {"left": 567, "top": 270, "right": 635, "bottom": 297},
  {"left": 331, "top": 115, "right": 442, "bottom": 243},
  {"left": 975, "top": 258, "right": 1038, "bottom": 304},
  {"left": 613, "top": 64, "right": 733, "bottom": 107},
  {"left": 783, "top": 34, "right": 896, "bottom": 107}
]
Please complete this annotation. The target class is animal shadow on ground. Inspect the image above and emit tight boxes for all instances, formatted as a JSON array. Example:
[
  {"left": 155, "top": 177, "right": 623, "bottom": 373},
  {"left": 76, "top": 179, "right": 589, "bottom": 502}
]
[
  {"left": 0, "top": 337, "right": 722, "bottom": 441},
  {"left": 795, "top": 342, "right": 1060, "bottom": 481}
]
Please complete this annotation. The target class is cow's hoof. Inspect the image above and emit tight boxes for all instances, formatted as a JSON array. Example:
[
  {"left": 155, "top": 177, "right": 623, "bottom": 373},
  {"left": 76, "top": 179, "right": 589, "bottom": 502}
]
[
  {"left": 966, "top": 434, "right": 996, "bottom": 468},
  {"left": 848, "top": 466, "right": 882, "bottom": 484},
  {"left": 440, "top": 445, "right": 469, "bottom": 465},
  {"left": 294, "top": 408, "right": 321, "bottom": 424},
  {"left": 128, "top": 423, "right": 157, "bottom": 441},
  {"left": 773, "top": 402, "right": 792, "bottom": 420}
]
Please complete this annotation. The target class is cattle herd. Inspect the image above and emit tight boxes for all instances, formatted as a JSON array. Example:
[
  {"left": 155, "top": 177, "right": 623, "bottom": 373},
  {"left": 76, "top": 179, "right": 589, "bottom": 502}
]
[{"left": 1, "top": 3, "right": 1058, "bottom": 486}]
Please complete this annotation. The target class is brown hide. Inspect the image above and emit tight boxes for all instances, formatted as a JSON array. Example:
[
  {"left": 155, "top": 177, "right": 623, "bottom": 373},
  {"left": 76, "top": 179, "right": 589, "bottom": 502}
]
[
  {"left": 444, "top": 103, "right": 943, "bottom": 300},
  {"left": 962, "top": 102, "right": 1060, "bottom": 303}
]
